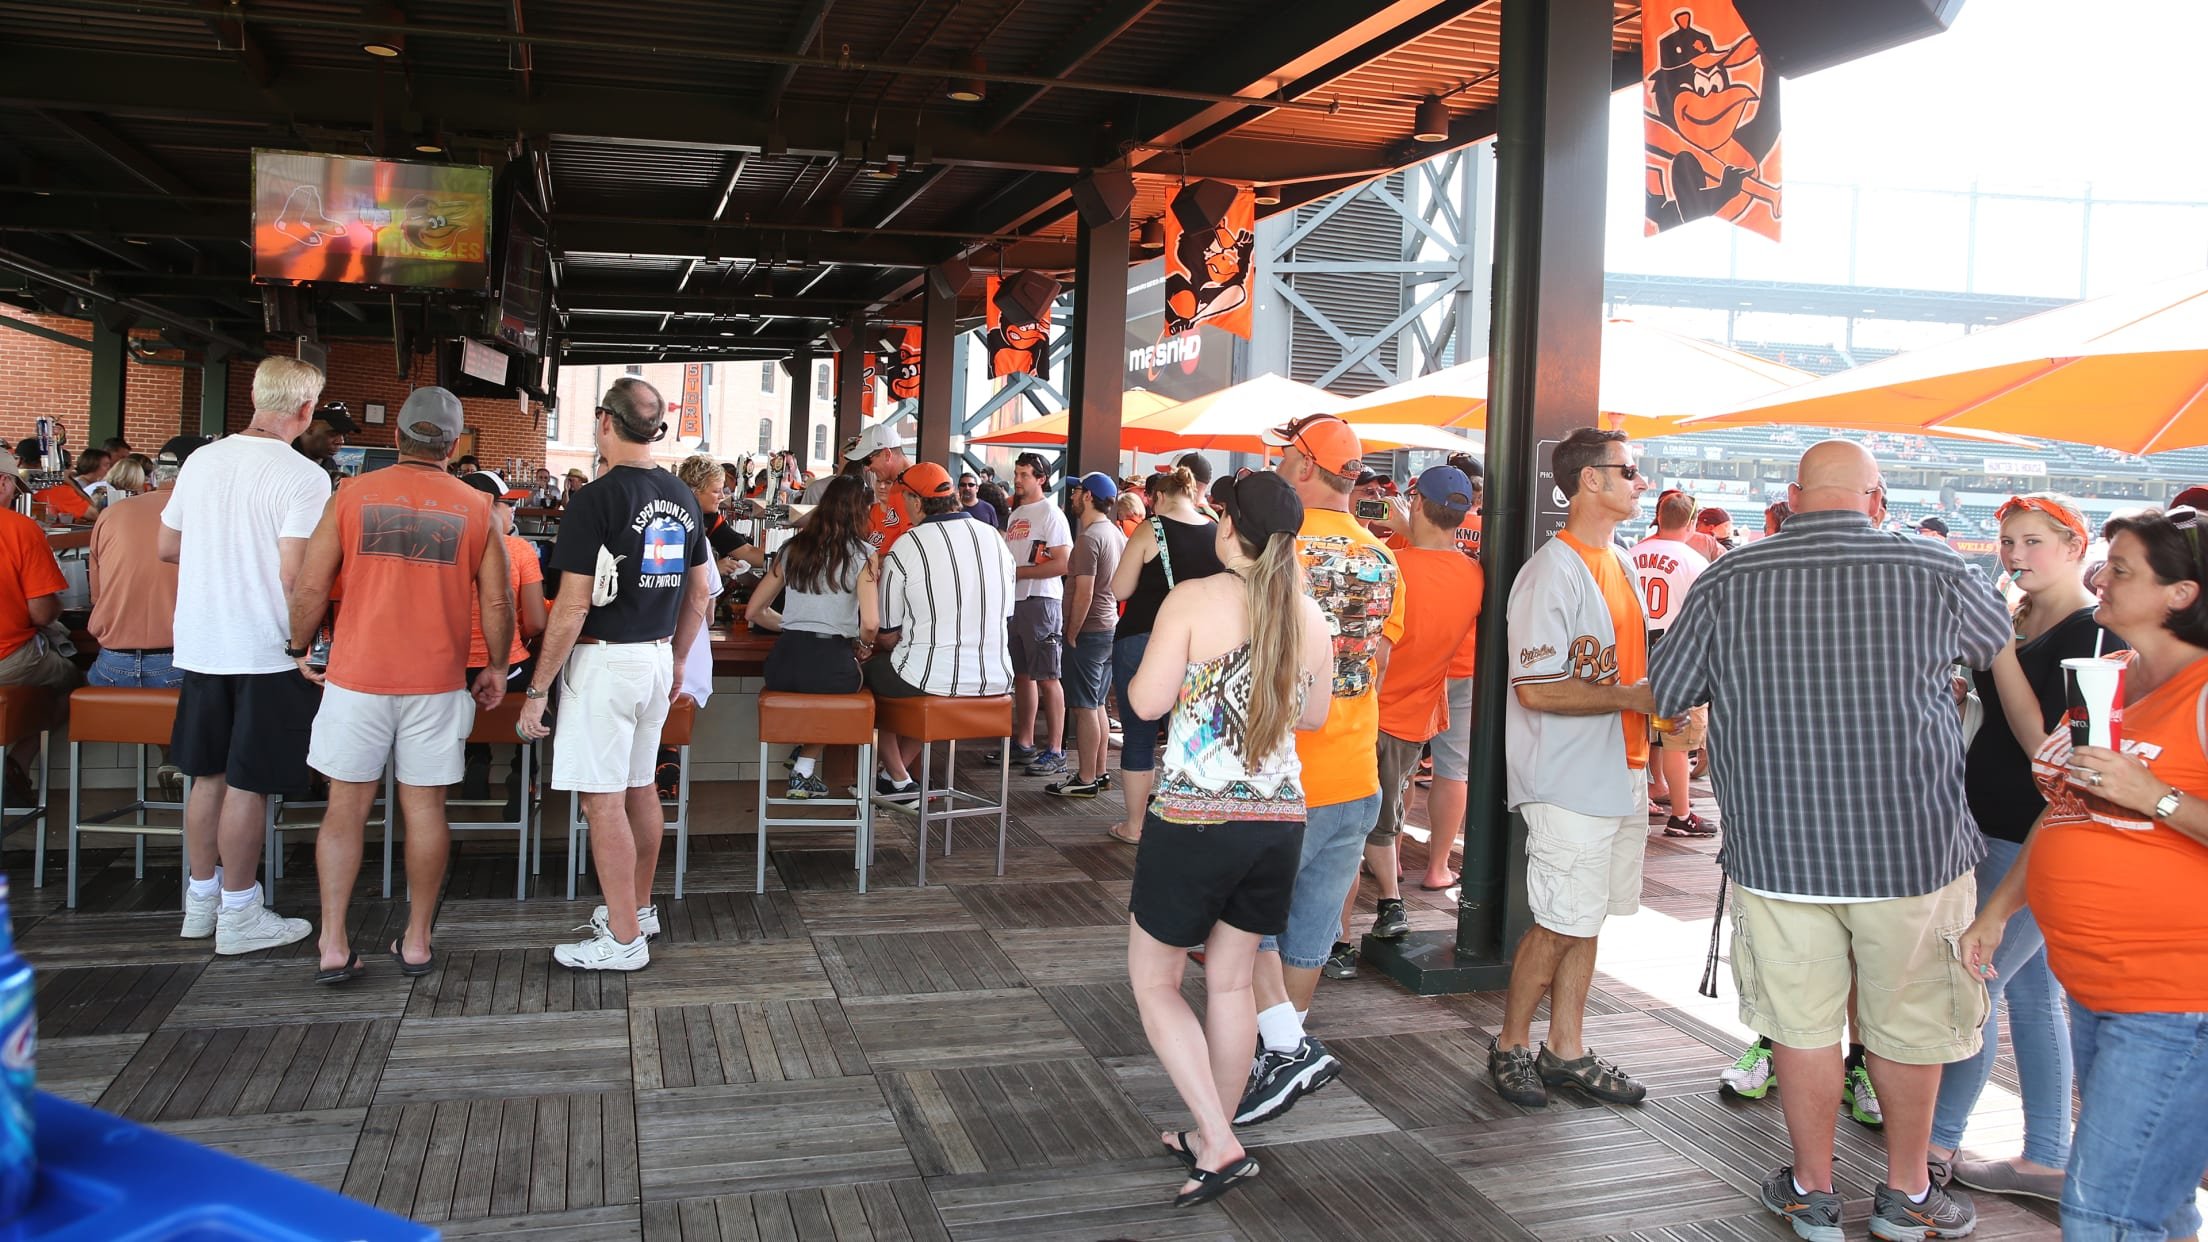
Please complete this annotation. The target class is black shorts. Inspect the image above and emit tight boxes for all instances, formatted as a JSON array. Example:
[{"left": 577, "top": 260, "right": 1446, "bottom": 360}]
[
  {"left": 763, "top": 631, "right": 862, "bottom": 694},
  {"left": 863, "top": 651, "right": 926, "bottom": 700},
  {"left": 170, "top": 670, "right": 321, "bottom": 796},
  {"left": 1128, "top": 814, "right": 1304, "bottom": 948}
]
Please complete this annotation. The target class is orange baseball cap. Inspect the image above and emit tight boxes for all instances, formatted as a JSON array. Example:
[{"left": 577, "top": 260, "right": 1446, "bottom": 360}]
[
  {"left": 1263, "top": 413, "right": 1365, "bottom": 478},
  {"left": 900, "top": 461, "right": 955, "bottom": 498}
]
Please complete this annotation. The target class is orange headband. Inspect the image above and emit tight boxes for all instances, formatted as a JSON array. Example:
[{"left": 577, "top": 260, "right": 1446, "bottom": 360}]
[{"left": 1995, "top": 495, "right": 2088, "bottom": 542}]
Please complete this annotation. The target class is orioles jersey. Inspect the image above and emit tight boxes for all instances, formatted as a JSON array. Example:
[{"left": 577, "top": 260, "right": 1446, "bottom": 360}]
[
  {"left": 1505, "top": 533, "right": 1650, "bottom": 817},
  {"left": 1627, "top": 535, "right": 1709, "bottom": 635}
]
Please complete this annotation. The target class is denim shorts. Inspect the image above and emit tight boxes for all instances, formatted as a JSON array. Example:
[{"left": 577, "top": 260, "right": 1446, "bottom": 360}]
[
  {"left": 1260, "top": 792, "right": 1382, "bottom": 969},
  {"left": 1065, "top": 629, "right": 1113, "bottom": 710},
  {"left": 1113, "top": 631, "right": 1160, "bottom": 773},
  {"left": 87, "top": 648, "right": 182, "bottom": 689},
  {"left": 2063, "top": 1005, "right": 2208, "bottom": 1241}
]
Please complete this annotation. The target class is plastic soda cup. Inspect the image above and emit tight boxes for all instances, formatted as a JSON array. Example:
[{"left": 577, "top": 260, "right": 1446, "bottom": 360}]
[{"left": 0, "top": 874, "right": 36, "bottom": 1222}]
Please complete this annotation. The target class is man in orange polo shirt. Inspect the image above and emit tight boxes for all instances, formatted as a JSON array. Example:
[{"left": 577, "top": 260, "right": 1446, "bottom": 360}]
[
  {"left": 1235, "top": 413, "right": 1404, "bottom": 1127},
  {"left": 285, "top": 387, "right": 513, "bottom": 985},
  {"left": 0, "top": 448, "right": 80, "bottom": 786}
]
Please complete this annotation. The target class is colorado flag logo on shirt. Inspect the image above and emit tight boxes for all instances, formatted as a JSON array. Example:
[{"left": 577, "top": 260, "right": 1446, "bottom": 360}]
[{"left": 641, "top": 518, "right": 686, "bottom": 576}]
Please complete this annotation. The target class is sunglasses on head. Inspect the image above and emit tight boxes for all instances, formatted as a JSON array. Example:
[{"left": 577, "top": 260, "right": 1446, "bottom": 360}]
[{"left": 2166, "top": 506, "right": 2208, "bottom": 576}]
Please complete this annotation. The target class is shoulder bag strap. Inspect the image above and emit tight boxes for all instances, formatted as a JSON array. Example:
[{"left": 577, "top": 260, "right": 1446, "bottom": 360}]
[{"left": 1151, "top": 515, "right": 1176, "bottom": 589}]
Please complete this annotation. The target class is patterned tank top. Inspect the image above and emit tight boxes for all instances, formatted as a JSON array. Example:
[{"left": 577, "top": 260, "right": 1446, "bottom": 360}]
[{"left": 1150, "top": 642, "right": 1306, "bottom": 824}]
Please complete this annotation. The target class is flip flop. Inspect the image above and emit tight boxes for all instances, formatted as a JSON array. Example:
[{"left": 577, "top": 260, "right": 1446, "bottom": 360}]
[
  {"left": 314, "top": 952, "right": 366, "bottom": 986},
  {"left": 1419, "top": 875, "right": 1460, "bottom": 891},
  {"left": 390, "top": 940, "right": 436, "bottom": 977},
  {"left": 1173, "top": 1155, "right": 1260, "bottom": 1208},
  {"left": 1108, "top": 826, "right": 1143, "bottom": 846},
  {"left": 1161, "top": 1131, "right": 1197, "bottom": 1169}
]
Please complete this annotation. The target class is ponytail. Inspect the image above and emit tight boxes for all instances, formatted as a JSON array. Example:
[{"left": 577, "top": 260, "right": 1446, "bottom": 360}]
[{"left": 1239, "top": 530, "right": 1305, "bottom": 766}]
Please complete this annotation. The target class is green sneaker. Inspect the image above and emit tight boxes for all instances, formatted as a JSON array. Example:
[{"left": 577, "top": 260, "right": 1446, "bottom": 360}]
[
  {"left": 1845, "top": 1058, "right": 1885, "bottom": 1128},
  {"left": 1719, "top": 1040, "right": 1777, "bottom": 1100}
]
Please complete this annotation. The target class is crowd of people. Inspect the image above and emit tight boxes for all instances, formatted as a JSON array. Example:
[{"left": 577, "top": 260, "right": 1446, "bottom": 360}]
[{"left": 3, "top": 360, "right": 2203, "bottom": 1230}]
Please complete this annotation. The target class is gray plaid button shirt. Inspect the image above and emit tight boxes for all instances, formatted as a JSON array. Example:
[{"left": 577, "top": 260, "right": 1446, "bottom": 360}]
[{"left": 1648, "top": 511, "right": 2013, "bottom": 898}]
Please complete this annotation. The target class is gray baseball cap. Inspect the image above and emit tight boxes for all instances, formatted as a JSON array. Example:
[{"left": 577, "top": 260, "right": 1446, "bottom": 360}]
[{"left": 399, "top": 386, "right": 465, "bottom": 442}]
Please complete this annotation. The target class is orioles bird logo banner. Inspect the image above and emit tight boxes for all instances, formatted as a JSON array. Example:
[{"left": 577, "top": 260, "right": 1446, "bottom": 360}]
[
  {"left": 878, "top": 327, "right": 923, "bottom": 405},
  {"left": 1642, "top": 1, "right": 1782, "bottom": 241},
  {"left": 1162, "top": 183, "right": 1256, "bottom": 341},
  {"left": 983, "top": 276, "right": 1052, "bottom": 380}
]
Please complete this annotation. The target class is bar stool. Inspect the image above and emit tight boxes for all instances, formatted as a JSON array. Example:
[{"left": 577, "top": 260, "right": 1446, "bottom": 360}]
[
  {"left": 755, "top": 691, "right": 875, "bottom": 893},
  {"left": 0, "top": 686, "right": 58, "bottom": 887},
  {"left": 870, "top": 694, "right": 1014, "bottom": 886},
  {"left": 565, "top": 698, "right": 696, "bottom": 900},
  {"left": 64, "top": 687, "right": 184, "bottom": 908},
  {"left": 439, "top": 696, "right": 536, "bottom": 900}
]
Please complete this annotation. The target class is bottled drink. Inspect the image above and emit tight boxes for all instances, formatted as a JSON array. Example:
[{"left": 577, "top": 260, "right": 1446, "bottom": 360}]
[{"left": 0, "top": 875, "right": 35, "bottom": 1222}]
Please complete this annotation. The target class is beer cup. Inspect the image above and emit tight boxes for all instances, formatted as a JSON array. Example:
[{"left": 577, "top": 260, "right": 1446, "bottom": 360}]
[{"left": 2061, "top": 657, "right": 2125, "bottom": 750}]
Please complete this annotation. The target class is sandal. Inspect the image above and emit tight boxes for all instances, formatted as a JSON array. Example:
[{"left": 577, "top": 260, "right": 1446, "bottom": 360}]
[
  {"left": 1663, "top": 814, "right": 1717, "bottom": 838},
  {"left": 389, "top": 940, "right": 436, "bottom": 977},
  {"left": 314, "top": 952, "right": 366, "bottom": 986},
  {"left": 1161, "top": 1131, "right": 1197, "bottom": 1169},
  {"left": 1419, "top": 874, "right": 1460, "bottom": 891},
  {"left": 1108, "top": 826, "right": 1143, "bottom": 846},
  {"left": 1173, "top": 1155, "right": 1259, "bottom": 1208}
]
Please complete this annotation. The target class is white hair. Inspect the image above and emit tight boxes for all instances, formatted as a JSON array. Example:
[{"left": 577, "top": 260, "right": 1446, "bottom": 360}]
[{"left": 251, "top": 356, "right": 326, "bottom": 416}]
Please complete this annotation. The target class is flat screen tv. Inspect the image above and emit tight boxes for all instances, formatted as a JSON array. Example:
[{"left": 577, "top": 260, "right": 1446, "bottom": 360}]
[
  {"left": 252, "top": 149, "right": 492, "bottom": 291},
  {"left": 494, "top": 199, "right": 550, "bottom": 355}
]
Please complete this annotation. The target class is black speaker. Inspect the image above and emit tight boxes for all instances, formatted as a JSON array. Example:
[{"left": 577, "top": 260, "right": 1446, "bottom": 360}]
[
  {"left": 826, "top": 325, "right": 855, "bottom": 353},
  {"left": 778, "top": 356, "right": 801, "bottom": 379},
  {"left": 994, "top": 270, "right": 1060, "bottom": 326},
  {"left": 928, "top": 258, "right": 971, "bottom": 300},
  {"left": 1733, "top": 0, "right": 1966, "bottom": 79},
  {"left": 1070, "top": 170, "right": 1135, "bottom": 226},
  {"left": 1170, "top": 179, "right": 1239, "bottom": 234}
]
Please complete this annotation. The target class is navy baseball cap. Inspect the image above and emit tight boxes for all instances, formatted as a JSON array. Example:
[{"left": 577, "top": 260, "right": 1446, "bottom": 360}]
[{"left": 1413, "top": 465, "right": 1475, "bottom": 509}]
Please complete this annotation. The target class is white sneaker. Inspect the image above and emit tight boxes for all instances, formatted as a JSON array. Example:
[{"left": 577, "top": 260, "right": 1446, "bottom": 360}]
[
  {"left": 181, "top": 889, "right": 219, "bottom": 939},
  {"left": 553, "top": 926, "right": 650, "bottom": 972},
  {"left": 214, "top": 902, "right": 312, "bottom": 955},
  {"left": 590, "top": 903, "right": 661, "bottom": 941}
]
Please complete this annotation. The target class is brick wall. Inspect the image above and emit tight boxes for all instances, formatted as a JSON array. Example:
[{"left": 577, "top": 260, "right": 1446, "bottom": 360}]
[{"left": 0, "top": 305, "right": 192, "bottom": 453}]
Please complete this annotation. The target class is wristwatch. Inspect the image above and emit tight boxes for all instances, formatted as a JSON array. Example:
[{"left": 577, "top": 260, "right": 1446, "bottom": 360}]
[
  {"left": 283, "top": 641, "right": 310, "bottom": 659},
  {"left": 2153, "top": 787, "right": 2183, "bottom": 818},
  {"left": 523, "top": 685, "right": 548, "bottom": 701}
]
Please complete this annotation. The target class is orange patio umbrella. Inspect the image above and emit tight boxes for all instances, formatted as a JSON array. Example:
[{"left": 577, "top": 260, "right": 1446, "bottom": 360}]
[
  {"left": 1677, "top": 268, "right": 2208, "bottom": 453},
  {"left": 1335, "top": 318, "right": 1815, "bottom": 438},
  {"left": 967, "top": 389, "right": 1179, "bottom": 447}
]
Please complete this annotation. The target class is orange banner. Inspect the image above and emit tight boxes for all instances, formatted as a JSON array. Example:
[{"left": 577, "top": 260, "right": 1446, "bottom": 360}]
[
  {"left": 1162, "top": 183, "right": 1255, "bottom": 341},
  {"left": 1642, "top": 1, "right": 1782, "bottom": 241},
  {"left": 677, "top": 363, "right": 704, "bottom": 441},
  {"left": 836, "top": 352, "right": 876, "bottom": 421},
  {"left": 983, "top": 276, "right": 1051, "bottom": 380}
]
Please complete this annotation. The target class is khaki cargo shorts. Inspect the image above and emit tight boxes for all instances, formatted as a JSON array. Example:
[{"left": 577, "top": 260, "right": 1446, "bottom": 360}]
[
  {"left": 1656, "top": 704, "right": 1707, "bottom": 751},
  {"left": 1729, "top": 873, "right": 1989, "bottom": 1065},
  {"left": 1522, "top": 771, "right": 1648, "bottom": 939}
]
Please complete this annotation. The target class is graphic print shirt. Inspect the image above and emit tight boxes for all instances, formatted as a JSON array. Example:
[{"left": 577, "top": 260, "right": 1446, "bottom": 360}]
[
  {"left": 326, "top": 463, "right": 492, "bottom": 695},
  {"left": 548, "top": 463, "right": 710, "bottom": 644},
  {"left": 1292, "top": 508, "right": 1405, "bottom": 808}
]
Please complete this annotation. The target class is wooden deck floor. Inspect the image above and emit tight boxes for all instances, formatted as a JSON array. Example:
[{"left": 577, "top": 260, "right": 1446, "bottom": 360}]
[{"left": 12, "top": 759, "right": 2063, "bottom": 1241}]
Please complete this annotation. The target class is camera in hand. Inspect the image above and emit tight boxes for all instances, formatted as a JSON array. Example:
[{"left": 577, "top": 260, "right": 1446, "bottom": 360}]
[
  {"left": 306, "top": 630, "right": 333, "bottom": 673},
  {"left": 1354, "top": 498, "right": 1389, "bottom": 521}
]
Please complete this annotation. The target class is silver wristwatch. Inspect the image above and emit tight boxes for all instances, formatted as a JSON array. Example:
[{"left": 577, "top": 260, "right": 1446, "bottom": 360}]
[{"left": 2153, "top": 787, "right": 2182, "bottom": 818}]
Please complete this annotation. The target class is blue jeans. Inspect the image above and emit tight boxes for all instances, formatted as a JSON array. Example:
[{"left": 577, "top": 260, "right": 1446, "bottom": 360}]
[
  {"left": 1930, "top": 835, "right": 2073, "bottom": 1166},
  {"left": 1260, "top": 793, "right": 1382, "bottom": 969},
  {"left": 1113, "top": 632, "right": 1158, "bottom": 773},
  {"left": 2063, "top": 1006, "right": 2208, "bottom": 1240},
  {"left": 86, "top": 648, "right": 182, "bottom": 689}
]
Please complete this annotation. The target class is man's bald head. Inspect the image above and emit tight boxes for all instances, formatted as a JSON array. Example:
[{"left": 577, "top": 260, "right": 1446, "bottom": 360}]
[{"left": 1790, "top": 439, "right": 1885, "bottom": 517}]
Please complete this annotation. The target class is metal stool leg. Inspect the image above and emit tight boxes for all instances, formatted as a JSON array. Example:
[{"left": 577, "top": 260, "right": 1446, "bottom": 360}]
[
  {"left": 857, "top": 742, "right": 872, "bottom": 894},
  {"left": 914, "top": 741, "right": 930, "bottom": 887},
  {"left": 996, "top": 734, "right": 1011, "bottom": 877},
  {"left": 942, "top": 741, "right": 954, "bottom": 856},
  {"left": 673, "top": 744, "right": 691, "bottom": 900},
  {"left": 755, "top": 741, "right": 770, "bottom": 896},
  {"left": 133, "top": 745, "right": 146, "bottom": 879},
  {"left": 65, "top": 741, "right": 80, "bottom": 909}
]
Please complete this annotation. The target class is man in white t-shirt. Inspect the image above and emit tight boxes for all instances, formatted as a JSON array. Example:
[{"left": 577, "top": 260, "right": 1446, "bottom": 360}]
[
  {"left": 996, "top": 452, "right": 1072, "bottom": 775},
  {"left": 158, "top": 356, "right": 334, "bottom": 955},
  {"left": 1629, "top": 490, "right": 1713, "bottom": 837}
]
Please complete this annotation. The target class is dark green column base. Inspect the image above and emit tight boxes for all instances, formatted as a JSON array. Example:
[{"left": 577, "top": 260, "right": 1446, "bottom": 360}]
[{"left": 1361, "top": 931, "right": 1513, "bottom": 994}]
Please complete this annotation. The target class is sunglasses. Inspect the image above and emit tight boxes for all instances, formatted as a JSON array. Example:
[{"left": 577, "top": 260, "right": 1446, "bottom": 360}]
[
  {"left": 2166, "top": 506, "right": 2208, "bottom": 576},
  {"left": 1589, "top": 463, "right": 1641, "bottom": 481}
]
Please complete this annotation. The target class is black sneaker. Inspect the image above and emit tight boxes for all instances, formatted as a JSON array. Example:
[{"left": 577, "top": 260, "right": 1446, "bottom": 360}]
[
  {"left": 787, "top": 773, "right": 829, "bottom": 800},
  {"left": 1044, "top": 776, "right": 1100, "bottom": 798},
  {"left": 1095, "top": 771, "right": 1112, "bottom": 791},
  {"left": 1320, "top": 940, "right": 1359, "bottom": 979},
  {"left": 1487, "top": 1037, "right": 1547, "bottom": 1107},
  {"left": 1869, "top": 1181, "right": 1977, "bottom": 1241},
  {"left": 1232, "top": 1035, "right": 1340, "bottom": 1125},
  {"left": 1370, "top": 897, "right": 1410, "bottom": 939},
  {"left": 984, "top": 742, "right": 1040, "bottom": 765},
  {"left": 874, "top": 774, "right": 920, "bottom": 802},
  {"left": 1760, "top": 1165, "right": 1843, "bottom": 1242}
]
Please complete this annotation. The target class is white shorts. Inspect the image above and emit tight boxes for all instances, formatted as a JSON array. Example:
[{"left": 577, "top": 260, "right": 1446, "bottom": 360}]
[
  {"left": 307, "top": 684, "right": 475, "bottom": 787},
  {"left": 552, "top": 641, "right": 673, "bottom": 794},
  {"left": 1522, "top": 773, "right": 1648, "bottom": 938}
]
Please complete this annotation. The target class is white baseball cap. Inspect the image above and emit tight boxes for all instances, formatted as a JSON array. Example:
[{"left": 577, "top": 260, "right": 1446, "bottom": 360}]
[{"left": 843, "top": 421, "right": 905, "bottom": 462}]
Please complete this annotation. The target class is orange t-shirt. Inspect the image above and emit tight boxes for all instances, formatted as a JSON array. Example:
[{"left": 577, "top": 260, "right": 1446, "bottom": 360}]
[
  {"left": 34, "top": 485, "right": 90, "bottom": 522},
  {"left": 1559, "top": 530, "right": 1648, "bottom": 771},
  {"left": 865, "top": 481, "right": 918, "bottom": 555},
  {"left": 1455, "top": 514, "right": 1482, "bottom": 560},
  {"left": 325, "top": 464, "right": 493, "bottom": 696},
  {"left": 1378, "top": 547, "right": 1482, "bottom": 742},
  {"left": 87, "top": 490, "right": 178, "bottom": 651},
  {"left": 2028, "top": 649, "right": 2208, "bottom": 1012},
  {"left": 0, "top": 511, "right": 68, "bottom": 661},
  {"left": 1293, "top": 509, "right": 1406, "bottom": 808},
  {"left": 466, "top": 532, "right": 542, "bottom": 669}
]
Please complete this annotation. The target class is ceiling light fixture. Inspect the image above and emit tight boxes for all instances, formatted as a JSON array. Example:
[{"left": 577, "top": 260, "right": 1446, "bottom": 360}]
[
  {"left": 1414, "top": 95, "right": 1450, "bottom": 143},
  {"left": 946, "top": 53, "right": 986, "bottom": 103},
  {"left": 411, "top": 119, "right": 445, "bottom": 155},
  {"left": 1135, "top": 218, "right": 1164, "bottom": 253},
  {"left": 360, "top": 5, "right": 405, "bottom": 58},
  {"left": 1252, "top": 184, "right": 1281, "bottom": 206}
]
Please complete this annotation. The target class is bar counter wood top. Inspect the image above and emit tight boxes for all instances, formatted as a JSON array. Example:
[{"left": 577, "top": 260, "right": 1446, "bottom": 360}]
[{"left": 709, "top": 627, "right": 774, "bottom": 676}]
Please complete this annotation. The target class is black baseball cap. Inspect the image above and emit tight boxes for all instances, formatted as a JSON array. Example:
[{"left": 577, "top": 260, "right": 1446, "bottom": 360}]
[
  {"left": 1209, "top": 471, "right": 1303, "bottom": 544},
  {"left": 1916, "top": 515, "right": 1951, "bottom": 536},
  {"left": 156, "top": 435, "right": 211, "bottom": 468},
  {"left": 314, "top": 402, "right": 359, "bottom": 435}
]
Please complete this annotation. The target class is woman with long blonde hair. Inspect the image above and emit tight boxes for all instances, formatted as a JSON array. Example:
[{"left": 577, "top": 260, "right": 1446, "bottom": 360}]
[{"left": 1123, "top": 472, "right": 1330, "bottom": 1209}]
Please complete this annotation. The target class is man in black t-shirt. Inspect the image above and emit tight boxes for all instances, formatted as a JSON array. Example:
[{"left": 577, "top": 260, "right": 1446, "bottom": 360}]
[{"left": 517, "top": 376, "right": 713, "bottom": 972}]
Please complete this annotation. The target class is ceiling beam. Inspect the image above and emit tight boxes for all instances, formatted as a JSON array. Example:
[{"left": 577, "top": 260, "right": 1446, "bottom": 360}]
[
  {"left": 978, "top": 0, "right": 1166, "bottom": 134},
  {"left": 767, "top": 0, "right": 835, "bottom": 114},
  {"left": 508, "top": 0, "right": 535, "bottom": 101},
  {"left": 39, "top": 110, "right": 197, "bottom": 197}
]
